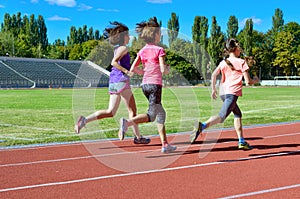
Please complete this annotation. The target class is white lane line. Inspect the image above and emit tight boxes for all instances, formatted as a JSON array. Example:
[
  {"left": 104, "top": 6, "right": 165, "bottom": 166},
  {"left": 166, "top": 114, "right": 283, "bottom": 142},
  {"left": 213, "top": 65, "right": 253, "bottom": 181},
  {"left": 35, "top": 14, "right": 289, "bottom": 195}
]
[
  {"left": 0, "top": 150, "right": 299, "bottom": 193},
  {"left": 1, "top": 131, "right": 300, "bottom": 168},
  {"left": 219, "top": 184, "right": 300, "bottom": 199},
  {"left": 0, "top": 123, "right": 70, "bottom": 133},
  {"left": 243, "top": 104, "right": 300, "bottom": 114}
]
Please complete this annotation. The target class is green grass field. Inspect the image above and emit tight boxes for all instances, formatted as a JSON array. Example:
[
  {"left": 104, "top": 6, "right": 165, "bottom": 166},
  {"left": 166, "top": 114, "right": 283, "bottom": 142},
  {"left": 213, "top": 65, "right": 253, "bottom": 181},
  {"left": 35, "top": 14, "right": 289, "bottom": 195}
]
[{"left": 0, "top": 86, "right": 299, "bottom": 147}]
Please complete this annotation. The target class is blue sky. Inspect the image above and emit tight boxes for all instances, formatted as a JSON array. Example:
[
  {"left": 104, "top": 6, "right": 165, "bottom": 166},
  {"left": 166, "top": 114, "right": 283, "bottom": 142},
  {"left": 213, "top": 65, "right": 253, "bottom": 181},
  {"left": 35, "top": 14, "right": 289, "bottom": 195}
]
[{"left": 0, "top": 0, "right": 299, "bottom": 43}]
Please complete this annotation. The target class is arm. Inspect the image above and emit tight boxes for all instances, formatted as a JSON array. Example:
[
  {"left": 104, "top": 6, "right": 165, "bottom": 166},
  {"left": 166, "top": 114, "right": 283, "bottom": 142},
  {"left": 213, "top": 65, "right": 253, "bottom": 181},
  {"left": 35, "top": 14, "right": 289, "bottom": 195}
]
[
  {"left": 111, "top": 46, "right": 134, "bottom": 77},
  {"left": 211, "top": 66, "right": 221, "bottom": 99},
  {"left": 130, "top": 55, "right": 144, "bottom": 75},
  {"left": 243, "top": 70, "right": 259, "bottom": 85},
  {"left": 159, "top": 56, "right": 170, "bottom": 75}
]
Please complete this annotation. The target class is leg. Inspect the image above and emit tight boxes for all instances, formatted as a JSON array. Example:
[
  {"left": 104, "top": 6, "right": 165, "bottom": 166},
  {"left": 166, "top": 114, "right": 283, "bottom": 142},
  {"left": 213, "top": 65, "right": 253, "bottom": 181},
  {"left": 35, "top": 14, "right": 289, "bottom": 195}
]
[
  {"left": 120, "top": 89, "right": 141, "bottom": 138},
  {"left": 86, "top": 94, "right": 121, "bottom": 123},
  {"left": 203, "top": 95, "right": 235, "bottom": 129},
  {"left": 118, "top": 87, "right": 149, "bottom": 141},
  {"left": 234, "top": 117, "right": 243, "bottom": 140},
  {"left": 204, "top": 116, "right": 223, "bottom": 128},
  {"left": 158, "top": 123, "right": 176, "bottom": 153},
  {"left": 75, "top": 94, "right": 121, "bottom": 134},
  {"left": 232, "top": 103, "right": 252, "bottom": 150},
  {"left": 190, "top": 94, "right": 235, "bottom": 143}
]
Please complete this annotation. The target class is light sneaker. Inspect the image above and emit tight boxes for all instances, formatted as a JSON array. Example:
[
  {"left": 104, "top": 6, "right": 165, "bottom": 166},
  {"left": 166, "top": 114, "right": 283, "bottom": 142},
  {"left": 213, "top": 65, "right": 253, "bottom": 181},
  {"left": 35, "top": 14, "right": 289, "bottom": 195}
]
[
  {"left": 118, "top": 118, "right": 128, "bottom": 140},
  {"left": 238, "top": 142, "right": 253, "bottom": 150},
  {"left": 133, "top": 136, "right": 151, "bottom": 144},
  {"left": 74, "top": 116, "right": 86, "bottom": 134},
  {"left": 161, "top": 144, "right": 177, "bottom": 153},
  {"left": 190, "top": 121, "right": 203, "bottom": 144}
]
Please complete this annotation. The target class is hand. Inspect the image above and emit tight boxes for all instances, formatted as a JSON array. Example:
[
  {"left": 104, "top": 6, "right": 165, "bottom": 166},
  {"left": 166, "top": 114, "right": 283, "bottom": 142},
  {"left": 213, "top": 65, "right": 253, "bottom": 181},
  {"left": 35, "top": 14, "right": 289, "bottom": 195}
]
[
  {"left": 253, "top": 76, "right": 260, "bottom": 84},
  {"left": 211, "top": 90, "right": 218, "bottom": 100},
  {"left": 163, "top": 65, "right": 170, "bottom": 75},
  {"left": 126, "top": 71, "right": 134, "bottom": 77}
]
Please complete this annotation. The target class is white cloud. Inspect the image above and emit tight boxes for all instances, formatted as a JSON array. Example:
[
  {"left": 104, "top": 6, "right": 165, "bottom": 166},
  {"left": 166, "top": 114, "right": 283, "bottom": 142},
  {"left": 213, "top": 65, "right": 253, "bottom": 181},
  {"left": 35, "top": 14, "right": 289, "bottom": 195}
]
[
  {"left": 146, "top": 0, "right": 172, "bottom": 4},
  {"left": 47, "top": 15, "right": 71, "bottom": 21},
  {"left": 0, "top": 4, "right": 5, "bottom": 8},
  {"left": 45, "top": 0, "right": 76, "bottom": 7},
  {"left": 78, "top": 3, "right": 92, "bottom": 11},
  {"left": 31, "top": 0, "right": 39, "bottom": 3},
  {"left": 96, "top": 8, "right": 119, "bottom": 12},
  {"left": 240, "top": 16, "right": 262, "bottom": 26}
]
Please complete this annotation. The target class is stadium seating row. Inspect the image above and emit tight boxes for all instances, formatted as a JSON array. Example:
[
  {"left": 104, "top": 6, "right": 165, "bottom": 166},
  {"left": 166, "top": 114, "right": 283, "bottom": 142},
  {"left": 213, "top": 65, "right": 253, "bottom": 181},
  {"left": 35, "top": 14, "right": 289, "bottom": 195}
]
[{"left": 0, "top": 57, "right": 109, "bottom": 88}]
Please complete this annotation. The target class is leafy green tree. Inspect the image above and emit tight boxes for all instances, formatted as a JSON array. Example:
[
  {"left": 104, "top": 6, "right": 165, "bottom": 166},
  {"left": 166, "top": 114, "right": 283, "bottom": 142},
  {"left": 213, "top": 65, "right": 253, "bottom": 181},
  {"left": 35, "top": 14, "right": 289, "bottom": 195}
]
[
  {"left": 15, "top": 33, "right": 32, "bottom": 57},
  {"left": 86, "top": 40, "right": 114, "bottom": 68},
  {"left": 283, "top": 22, "right": 300, "bottom": 75},
  {"left": 81, "top": 40, "right": 99, "bottom": 58},
  {"left": 69, "top": 44, "right": 82, "bottom": 60},
  {"left": 272, "top": 8, "right": 284, "bottom": 33},
  {"left": 227, "top": 15, "right": 239, "bottom": 39},
  {"left": 78, "top": 27, "right": 83, "bottom": 44},
  {"left": 208, "top": 16, "right": 224, "bottom": 74},
  {"left": 95, "top": 30, "right": 100, "bottom": 40},
  {"left": 0, "top": 31, "right": 15, "bottom": 56},
  {"left": 272, "top": 31, "right": 295, "bottom": 75},
  {"left": 48, "top": 39, "right": 66, "bottom": 59},
  {"left": 88, "top": 27, "right": 94, "bottom": 40},
  {"left": 82, "top": 25, "right": 88, "bottom": 42},
  {"left": 169, "top": 38, "right": 199, "bottom": 83},
  {"left": 68, "top": 26, "right": 77, "bottom": 46},
  {"left": 251, "top": 30, "right": 272, "bottom": 79},
  {"left": 37, "top": 15, "right": 48, "bottom": 49},
  {"left": 192, "top": 16, "right": 208, "bottom": 81},
  {"left": 167, "top": 12, "right": 179, "bottom": 46},
  {"left": 243, "top": 19, "right": 254, "bottom": 56}
]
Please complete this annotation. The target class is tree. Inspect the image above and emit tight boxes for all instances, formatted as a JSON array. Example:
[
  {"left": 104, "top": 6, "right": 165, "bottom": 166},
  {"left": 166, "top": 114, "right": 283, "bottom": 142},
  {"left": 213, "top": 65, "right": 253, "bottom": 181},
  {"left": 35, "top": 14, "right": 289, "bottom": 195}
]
[
  {"left": 251, "top": 30, "right": 272, "bottom": 79},
  {"left": 82, "top": 25, "right": 88, "bottom": 42},
  {"left": 0, "top": 31, "right": 14, "bottom": 56},
  {"left": 272, "top": 31, "right": 295, "bottom": 75},
  {"left": 267, "top": 8, "right": 285, "bottom": 76},
  {"left": 86, "top": 40, "right": 114, "bottom": 68},
  {"left": 208, "top": 16, "right": 224, "bottom": 74},
  {"left": 69, "top": 43, "right": 82, "bottom": 60},
  {"left": 272, "top": 8, "right": 284, "bottom": 33},
  {"left": 227, "top": 15, "right": 239, "bottom": 39},
  {"left": 192, "top": 16, "right": 208, "bottom": 81},
  {"left": 15, "top": 33, "right": 32, "bottom": 57},
  {"left": 68, "top": 26, "right": 77, "bottom": 46},
  {"left": 169, "top": 38, "right": 198, "bottom": 83},
  {"left": 88, "top": 27, "right": 94, "bottom": 40},
  {"left": 167, "top": 12, "right": 179, "bottom": 46},
  {"left": 37, "top": 15, "right": 48, "bottom": 49},
  {"left": 243, "top": 19, "right": 254, "bottom": 56},
  {"left": 95, "top": 30, "right": 100, "bottom": 40},
  {"left": 81, "top": 40, "right": 99, "bottom": 58},
  {"left": 283, "top": 22, "right": 300, "bottom": 75}
]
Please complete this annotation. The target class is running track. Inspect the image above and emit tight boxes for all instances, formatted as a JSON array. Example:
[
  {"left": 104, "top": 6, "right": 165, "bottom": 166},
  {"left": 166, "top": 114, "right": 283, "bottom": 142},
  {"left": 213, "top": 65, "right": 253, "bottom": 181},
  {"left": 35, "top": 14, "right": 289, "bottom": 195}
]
[{"left": 0, "top": 122, "right": 299, "bottom": 198}]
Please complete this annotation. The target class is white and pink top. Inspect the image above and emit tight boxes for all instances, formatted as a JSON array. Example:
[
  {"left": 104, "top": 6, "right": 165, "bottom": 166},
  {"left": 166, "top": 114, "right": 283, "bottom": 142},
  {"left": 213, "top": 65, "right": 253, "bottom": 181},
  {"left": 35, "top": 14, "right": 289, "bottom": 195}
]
[
  {"left": 137, "top": 44, "right": 166, "bottom": 86},
  {"left": 219, "top": 57, "right": 249, "bottom": 96}
]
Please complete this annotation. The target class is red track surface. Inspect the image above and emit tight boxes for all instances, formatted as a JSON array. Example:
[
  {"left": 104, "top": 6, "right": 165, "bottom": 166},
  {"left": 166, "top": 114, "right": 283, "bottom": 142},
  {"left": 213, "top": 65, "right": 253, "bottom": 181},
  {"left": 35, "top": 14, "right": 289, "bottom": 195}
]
[{"left": 1, "top": 122, "right": 299, "bottom": 198}]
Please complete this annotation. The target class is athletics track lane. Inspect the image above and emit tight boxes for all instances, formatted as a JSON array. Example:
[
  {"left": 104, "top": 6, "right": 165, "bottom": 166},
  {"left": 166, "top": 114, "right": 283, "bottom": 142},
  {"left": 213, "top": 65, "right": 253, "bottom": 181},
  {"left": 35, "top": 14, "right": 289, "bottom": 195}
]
[{"left": 0, "top": 122, "right": 299, "bottom": 198}]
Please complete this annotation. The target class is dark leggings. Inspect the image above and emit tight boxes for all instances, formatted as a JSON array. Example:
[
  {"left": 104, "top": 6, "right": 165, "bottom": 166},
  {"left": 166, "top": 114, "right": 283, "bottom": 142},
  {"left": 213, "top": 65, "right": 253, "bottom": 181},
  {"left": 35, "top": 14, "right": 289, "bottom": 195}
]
[
  {"left": 218, "top": 94, "right": 242, "bottom": 122},
  {"left": 142, "top": 84, "right": 166, "bottom": 124}
]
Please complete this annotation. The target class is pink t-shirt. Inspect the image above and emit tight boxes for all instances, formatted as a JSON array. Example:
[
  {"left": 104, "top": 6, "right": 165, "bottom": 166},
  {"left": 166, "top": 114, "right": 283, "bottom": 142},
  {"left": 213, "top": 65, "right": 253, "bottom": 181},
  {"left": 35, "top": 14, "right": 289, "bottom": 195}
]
[
  {"left": 137, "top": 44, "right": 166, "bottom": 85},
  {"left": 219, "top": 57, "right": 249, "bottom": 96}
]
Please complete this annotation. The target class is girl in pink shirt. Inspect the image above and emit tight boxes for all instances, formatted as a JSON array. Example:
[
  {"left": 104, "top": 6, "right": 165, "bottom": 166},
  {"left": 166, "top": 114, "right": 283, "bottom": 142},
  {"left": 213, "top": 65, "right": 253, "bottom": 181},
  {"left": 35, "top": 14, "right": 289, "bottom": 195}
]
[
  {"left": 191, "top": 38, "right": 259, "bottom": 150},
  {"left": 118, "top": 17, "right": 176, "bottom": 153}
]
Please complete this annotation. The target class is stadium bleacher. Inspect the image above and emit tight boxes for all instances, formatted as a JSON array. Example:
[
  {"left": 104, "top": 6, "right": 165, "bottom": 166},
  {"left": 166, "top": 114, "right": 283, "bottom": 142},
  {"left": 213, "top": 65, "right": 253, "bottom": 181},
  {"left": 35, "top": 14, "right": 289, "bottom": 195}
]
[{"left": 0, "top": 56, "right": 109, "bottom": 88}]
